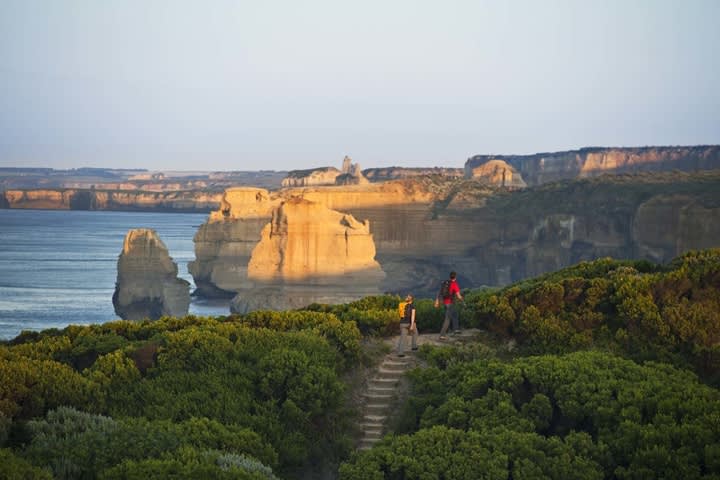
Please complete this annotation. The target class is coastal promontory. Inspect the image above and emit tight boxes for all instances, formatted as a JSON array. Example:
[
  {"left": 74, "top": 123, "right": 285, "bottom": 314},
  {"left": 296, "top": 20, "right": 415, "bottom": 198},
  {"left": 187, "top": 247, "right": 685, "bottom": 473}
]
[{"left": 230, "top": 198, "right": 385, "bottom": 313}]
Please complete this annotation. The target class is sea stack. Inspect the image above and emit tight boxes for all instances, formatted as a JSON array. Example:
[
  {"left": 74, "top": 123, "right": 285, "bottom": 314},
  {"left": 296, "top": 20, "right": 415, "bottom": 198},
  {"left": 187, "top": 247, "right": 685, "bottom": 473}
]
[
  {"left": 113, "top": 228, "right": 190, "bottom": 320},
  {"left": 230, "top": 198, "right": 385, "bottom": 313}
]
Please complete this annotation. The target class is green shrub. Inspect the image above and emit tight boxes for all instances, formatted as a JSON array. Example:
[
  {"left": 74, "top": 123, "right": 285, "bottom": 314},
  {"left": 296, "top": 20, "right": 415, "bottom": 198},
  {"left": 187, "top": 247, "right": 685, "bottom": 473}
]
[
  {"left": 382, "top": 350, "right": 720, "bottom": 478},
  {"left": 0, "top": 448, "right": 52, "bottom": 480},
  {"left": 99, "top": 447, "right": 276, "bottom": 480},
  {"left": 24, "top": 408, "right": 278, "bottom": 479},
  {"left": 463, "top": 249, "right": 720, "bottom": 378}
]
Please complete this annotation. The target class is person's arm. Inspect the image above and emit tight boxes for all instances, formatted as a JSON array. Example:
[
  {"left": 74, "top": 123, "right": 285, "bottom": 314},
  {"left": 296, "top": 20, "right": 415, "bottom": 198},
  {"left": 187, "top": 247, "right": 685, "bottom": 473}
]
[
  {"left": 452, "top": 282, "right": 463, "bottom": 301},
  {"left": 410, "top": 307, "right": 416, "bottom": 331}
]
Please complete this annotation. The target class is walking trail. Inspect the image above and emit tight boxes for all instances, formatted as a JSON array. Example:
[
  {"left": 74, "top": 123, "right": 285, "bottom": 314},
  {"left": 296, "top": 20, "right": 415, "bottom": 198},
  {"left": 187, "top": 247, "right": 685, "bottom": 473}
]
[{"left": 356, "top": 330, "right": 480, "bottom": 450}]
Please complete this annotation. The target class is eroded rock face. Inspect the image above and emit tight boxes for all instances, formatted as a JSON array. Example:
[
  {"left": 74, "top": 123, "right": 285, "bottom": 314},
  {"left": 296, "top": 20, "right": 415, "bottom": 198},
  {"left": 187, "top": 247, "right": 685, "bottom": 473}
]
[
  {"left": 230, "top": 198, "right": 385, "bottom": 313},
  {"left": 281, "top": 167, "right": 341, "bottom": 187},
  {"left": 363, "top": 167, "right": 463, "bottom": 182},
  {"left": 113, "top": 229, "right": 190, "bottom": 320},
  {"left": 335, "top": 156, "right": 369, "bottom": 185},
  {"left": 2, "top": 189, "right": 222, "bottom": 212},
  {"left": 192, "top": 172, "right": 720, "bottom": 300},
  {"left": 465, "top": 146, "right": 720, "bottom": 186},
  {"left": 469, "top": 159, "right": 527, "bottom": 188},
  {"left": 188, "top": 188, "right": 276, "bottom": 296}
]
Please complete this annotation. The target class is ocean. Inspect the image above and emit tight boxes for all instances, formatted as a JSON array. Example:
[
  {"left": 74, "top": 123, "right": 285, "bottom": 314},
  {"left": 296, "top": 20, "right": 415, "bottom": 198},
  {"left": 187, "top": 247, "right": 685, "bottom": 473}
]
[{"left": 0, "top": 209, "right": 229, "bottom": 340}]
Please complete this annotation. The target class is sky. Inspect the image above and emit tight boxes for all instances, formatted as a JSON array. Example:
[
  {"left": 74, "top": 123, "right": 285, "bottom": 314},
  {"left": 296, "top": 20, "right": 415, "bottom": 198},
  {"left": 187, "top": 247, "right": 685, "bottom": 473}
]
[{"left": 1, "top": 0, "right": 719, "bottom": 172}]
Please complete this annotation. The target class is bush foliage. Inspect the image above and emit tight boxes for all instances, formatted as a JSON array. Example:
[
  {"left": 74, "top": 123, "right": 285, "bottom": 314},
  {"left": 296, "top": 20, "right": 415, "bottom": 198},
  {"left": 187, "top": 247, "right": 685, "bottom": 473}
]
[
  {"left": 0, "top": 312, "right": 363, "bottom": 478},
  {"left": 466, "top": 249, "right": 720, "bottom": 379},
  {"left": 341, "top": 350, "right": 720, "bottom": 479},
  {"left": 2, "top": 248, "right": 719, "bottom": 479}
]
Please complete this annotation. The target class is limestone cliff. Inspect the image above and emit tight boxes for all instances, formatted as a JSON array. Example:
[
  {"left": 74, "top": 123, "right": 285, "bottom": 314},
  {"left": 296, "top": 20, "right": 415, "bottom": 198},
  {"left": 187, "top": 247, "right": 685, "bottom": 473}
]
[
  {"left": 363, "top": 167, "right": 464, "bottom": 182},
  {"left": 281, "top": 156, "right": 370, "bottom": 187},
  {"left": 113, "top": 229, "right": 190, "bottom": 320},
  {"left": 465, "top": 145, "right": 720, "bottom": 186},
  {"left": 281, "top": 167, "right": 341, "bottom": 187},
  {"left": 188, "top": 180, "right": 446, "bottom": 296},
  {"left": 2, "top": 189, "right": 222, "bottom": 212},
  {"left": 188, "top": 188, "right": 276, "bottom": 297},
  {"left": 230, "top": 198, "right": 385, "bottom": 313},
  {"left": 468, "top": 159, "right": 527, "bottom": 188},
  {"left": 191, "top": 171, "right": 720, "bottom": 299}
]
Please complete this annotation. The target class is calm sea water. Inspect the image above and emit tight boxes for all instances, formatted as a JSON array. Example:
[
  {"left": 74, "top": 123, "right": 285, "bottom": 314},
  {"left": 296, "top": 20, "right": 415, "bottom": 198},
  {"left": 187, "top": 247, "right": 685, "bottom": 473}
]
[{"left": 0, "top": 209, "right": 229, "bottom": 340}]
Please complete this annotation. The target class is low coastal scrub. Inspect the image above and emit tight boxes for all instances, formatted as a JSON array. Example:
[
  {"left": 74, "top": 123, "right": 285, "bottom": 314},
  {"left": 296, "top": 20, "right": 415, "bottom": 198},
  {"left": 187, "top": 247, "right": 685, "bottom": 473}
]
[
  {"left": 1, "top": 248, "right": 719, "bottom": 479},
  {"left": 0, "top": 313, "right": 363, "bottom": 478},
  {"left": 464, "top": 248, "right": 720, "bottom": 382},
  {"left": 340, "top": 350, "right": 720, "bottom": 479}
]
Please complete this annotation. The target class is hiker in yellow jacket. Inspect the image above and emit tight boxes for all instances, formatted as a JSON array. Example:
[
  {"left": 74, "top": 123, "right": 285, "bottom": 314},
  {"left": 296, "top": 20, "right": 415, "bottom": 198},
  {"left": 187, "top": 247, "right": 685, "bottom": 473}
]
[{"left": 398, "top": 294, "right": 418, "bottom": 357}]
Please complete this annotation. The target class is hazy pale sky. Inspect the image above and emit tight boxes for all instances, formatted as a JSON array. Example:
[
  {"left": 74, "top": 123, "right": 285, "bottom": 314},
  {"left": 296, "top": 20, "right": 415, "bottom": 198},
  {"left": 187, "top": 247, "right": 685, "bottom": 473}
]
[{"left": 1, "top": 0, "right": 718, "bottom": 171}]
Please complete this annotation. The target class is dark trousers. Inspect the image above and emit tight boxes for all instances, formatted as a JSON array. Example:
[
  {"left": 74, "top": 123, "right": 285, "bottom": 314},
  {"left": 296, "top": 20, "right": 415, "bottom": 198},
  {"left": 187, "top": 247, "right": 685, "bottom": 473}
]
[{"left": 439, "top": 303, "right": 459, "bottom": 336}]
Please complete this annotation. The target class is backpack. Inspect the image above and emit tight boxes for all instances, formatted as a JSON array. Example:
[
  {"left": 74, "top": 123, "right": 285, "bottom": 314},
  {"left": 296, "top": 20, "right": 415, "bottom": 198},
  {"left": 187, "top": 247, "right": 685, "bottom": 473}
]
[
  {"left": 398, "top": 301, "right": 408, "bottom": 320},
  {"left": 439, "top": 280, "right": 451, "bottom": 299}
]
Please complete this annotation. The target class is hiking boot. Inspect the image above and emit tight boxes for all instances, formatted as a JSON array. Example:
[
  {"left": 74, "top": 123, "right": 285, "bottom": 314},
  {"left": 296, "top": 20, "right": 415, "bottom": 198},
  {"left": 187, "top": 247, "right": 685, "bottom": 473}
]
[{"left": 439, "top": 335, "right": 448, "bottom": 340}]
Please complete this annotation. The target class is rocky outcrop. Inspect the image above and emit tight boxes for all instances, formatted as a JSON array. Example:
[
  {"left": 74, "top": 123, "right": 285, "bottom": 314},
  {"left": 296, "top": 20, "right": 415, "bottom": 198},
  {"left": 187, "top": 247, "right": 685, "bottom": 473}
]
[
  {"left": 188, "top": 182, "right": 438, "bottom": 297},
  {"left": 363, "top": 167, "right": 464, "bottom": 182},
  {"left": 230, "top": 198, "right": 385, "bottom": 313},
  {"left": 2, "top": 189, "right": 222, "bottom": 212},
  {"left": 0, "top": 167, "right": 286, "bottom": 192},
  {"left": 281, "top": 156, "right": 370, "bottom": 187},
  {"left": 468, "top": 159, "right": 526, "bottom": 188},
  {"left": 113, "top": 229, "right": 190, "bottom": 320},
  {"left": 465, "top": 145, "right": 720, "bottom": 186},
  {"left": 191, "top": 171, "right": 720, "bottom": 299},
  {"left": 632, "top": 195, "right": 720, "bottom": 262},
  {"left": 189, "top": 188, "right": 276, "bottom": 297},
  {"left": 281, "top": 167, "right": 341, "bottom": 187},
  {"left": 335, "top": 156, "right": 369, "bottom": 185}
]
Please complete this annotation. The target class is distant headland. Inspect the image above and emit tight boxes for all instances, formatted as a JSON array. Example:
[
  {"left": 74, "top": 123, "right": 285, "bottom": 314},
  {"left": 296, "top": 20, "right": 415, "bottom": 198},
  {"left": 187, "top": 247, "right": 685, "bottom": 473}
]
[{"left": 2, "top": 145, "right": 718, "bottom": 212}]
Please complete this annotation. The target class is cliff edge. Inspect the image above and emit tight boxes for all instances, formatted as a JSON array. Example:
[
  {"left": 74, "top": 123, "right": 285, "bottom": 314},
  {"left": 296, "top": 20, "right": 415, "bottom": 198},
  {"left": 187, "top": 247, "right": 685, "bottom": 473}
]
[
  {"left": 466, "top": 145, "right": 720, "bottom": 186},
  {"left": 230, "top": 198, "right": 385, "bottom": 313}
]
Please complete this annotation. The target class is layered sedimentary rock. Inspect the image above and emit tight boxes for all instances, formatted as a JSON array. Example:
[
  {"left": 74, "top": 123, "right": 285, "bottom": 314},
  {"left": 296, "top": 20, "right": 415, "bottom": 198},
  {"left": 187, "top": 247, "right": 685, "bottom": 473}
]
[
  {"left": 2, "top": 189, "right": 222, "bottom": 212},
  {"left": 281, "top": 167, "right": 341, "bottom": 187},
  {"left": 281, "top": 156, "right": 370, "bottom": 187},
  {"left": 230, "top": 198, "right": 385, "bottom": 313},
  {"left": 335, "top": 157, "right": 369, "bottom": 185},
  {"left": 191, "top": 171, "right": 720, "bottom": 300},
  {"left": 189, "top": 188, "right": 276, "bottom": 297},
  {"left": 363, "top": 167, "right": 464, "bottom": 182},
  {"left": 113, "top": 229, "right": 190, "bottom": 320},
  {"left": 465, "top": 145, "right": 720, "bottom": 186},
  {"left": 189, "top": 181, "right": 438, "bottom": 298},
  {"left": 468, "top": 159, "right": 526, "bottom": 188}
]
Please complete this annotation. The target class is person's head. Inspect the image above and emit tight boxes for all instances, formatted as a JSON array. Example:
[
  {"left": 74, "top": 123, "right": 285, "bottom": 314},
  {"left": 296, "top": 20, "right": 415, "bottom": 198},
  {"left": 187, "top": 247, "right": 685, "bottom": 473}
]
[
  {"left": 405, "top": 294, "right": 414, "bottom": 303},
  {"left": 449, "top": 271, "right": 457, "bottom": 280}
]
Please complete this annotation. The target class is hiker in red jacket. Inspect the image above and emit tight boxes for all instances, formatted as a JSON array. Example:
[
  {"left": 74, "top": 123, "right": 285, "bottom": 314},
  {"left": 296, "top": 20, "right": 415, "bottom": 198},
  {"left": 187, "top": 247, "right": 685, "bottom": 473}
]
[{"left": 435, "top": 271, "right": 463, "bottom": 340}]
